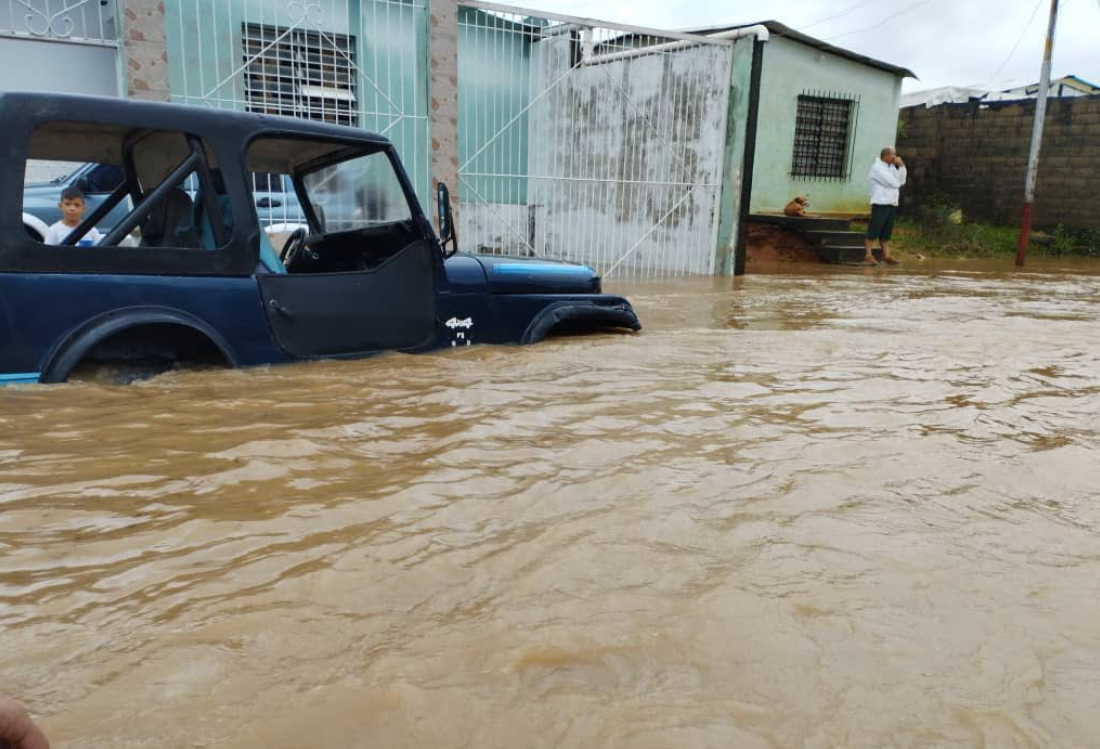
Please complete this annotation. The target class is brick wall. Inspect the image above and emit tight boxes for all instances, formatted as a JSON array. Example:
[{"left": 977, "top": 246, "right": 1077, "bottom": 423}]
[
  {"left": 121, "top": 0, "right": 170, "bottom": 102},
  {"left": 896, "top": 95, "right": 1100, "bottom": 230},
  {"left": 429, "top": 0, "right": 458, "bottom": 233}
]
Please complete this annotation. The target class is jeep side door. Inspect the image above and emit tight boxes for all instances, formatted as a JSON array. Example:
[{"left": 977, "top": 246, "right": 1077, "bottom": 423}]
[{"left": 249, "top": 139, "right": 438, "bottom": 359}]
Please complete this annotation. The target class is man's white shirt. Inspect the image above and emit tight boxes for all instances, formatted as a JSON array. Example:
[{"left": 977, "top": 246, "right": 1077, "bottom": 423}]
[{"left": 869, "top": 161, "right": 907, "bottom": 206}]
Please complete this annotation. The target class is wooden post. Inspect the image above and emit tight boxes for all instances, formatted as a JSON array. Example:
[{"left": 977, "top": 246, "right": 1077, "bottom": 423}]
[{"left": 1016, "top": 0, "right": 1059, "bottom": 267}]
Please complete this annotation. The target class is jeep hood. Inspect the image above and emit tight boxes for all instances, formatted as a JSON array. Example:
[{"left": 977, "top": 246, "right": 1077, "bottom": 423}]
[{"left": 475, "top": 256, "right": 602, "bottom": 294}]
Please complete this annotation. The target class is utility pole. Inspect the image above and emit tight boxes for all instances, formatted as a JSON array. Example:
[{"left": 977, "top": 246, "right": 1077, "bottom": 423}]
[{"left": 1016, "top": 0, "right": 1060, "bottom": 267}]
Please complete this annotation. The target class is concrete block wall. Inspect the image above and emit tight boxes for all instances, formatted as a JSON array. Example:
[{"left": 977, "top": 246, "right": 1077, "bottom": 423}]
[{"left": 897, "top": 95, "right": 1100, "bottom": 230}]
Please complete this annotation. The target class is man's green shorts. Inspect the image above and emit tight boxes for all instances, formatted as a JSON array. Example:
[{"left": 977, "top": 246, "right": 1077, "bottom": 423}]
[{"left": 866, "top": 204, "right": 897, "bottom": 241}]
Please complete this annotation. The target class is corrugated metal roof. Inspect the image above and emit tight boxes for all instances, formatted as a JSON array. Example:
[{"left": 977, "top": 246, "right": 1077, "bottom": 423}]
[
  {"left": 1008, "top": 74, "right": 1100, "bottom": 96},
  {"left": 903, "top": 75, "right": 1100, "bottom": 108}
]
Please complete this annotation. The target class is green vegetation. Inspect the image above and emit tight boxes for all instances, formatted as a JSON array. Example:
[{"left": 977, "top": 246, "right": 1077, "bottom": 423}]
[
  {"left": 889, "top": 218, "right": 1020, "bottom": 259},
  {"left": 875, "top": 192, "right": 1100, "bottom": 260}
]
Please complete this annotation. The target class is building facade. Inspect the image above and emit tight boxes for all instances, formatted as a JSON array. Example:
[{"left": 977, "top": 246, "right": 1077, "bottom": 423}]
[
  {"left": 694, "top": 22, "right": 913, "bottom": 217},
  {"left": 3, "top": 1, "right": 774, "bottom": 277}
]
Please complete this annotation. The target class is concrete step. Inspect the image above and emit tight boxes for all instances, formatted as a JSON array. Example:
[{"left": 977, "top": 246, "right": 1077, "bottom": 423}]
[
  {"left": 818, "top": 245, "right": 883, "bottom": 264},
  {"left": 804, "top": 230, "right": 866, "bottom": 248},
  {"left": 748, "top": 214, "right": 851, "bottom": 232}
]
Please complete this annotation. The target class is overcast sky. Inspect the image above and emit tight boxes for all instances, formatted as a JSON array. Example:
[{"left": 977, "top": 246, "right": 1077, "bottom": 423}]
[{"left": 495, "top": 0, "right": 1100, "bottom": 93}]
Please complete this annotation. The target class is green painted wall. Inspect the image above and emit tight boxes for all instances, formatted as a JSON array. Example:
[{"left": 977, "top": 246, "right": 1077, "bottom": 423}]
[
  {"left": 456, "top": 8, "right": 531, "bottom": 205},
  {"left": 163, "top": 0, "right": 430, "bottom": 202},
  {"left": 750, "top": 36, "right": 903, "bottom": 216}
]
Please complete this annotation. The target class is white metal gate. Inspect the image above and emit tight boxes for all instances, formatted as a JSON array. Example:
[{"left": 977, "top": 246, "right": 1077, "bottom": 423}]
[
  {"left": 165, "top": 0, "right": 430, "bottom": 215},
  {"left": 457, "top": 1, "right": 734, "bottom": 280}
]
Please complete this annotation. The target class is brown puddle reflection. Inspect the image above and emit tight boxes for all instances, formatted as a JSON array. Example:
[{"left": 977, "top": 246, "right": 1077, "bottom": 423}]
[{"left": 4, "top": 259, "right": 1100, "bottom": 748}]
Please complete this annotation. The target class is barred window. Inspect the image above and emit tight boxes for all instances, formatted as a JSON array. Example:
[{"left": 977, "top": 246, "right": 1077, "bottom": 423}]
[
  {"left": 242, "top": 23, "right": 358, "bottom": 126},
  {"left": 791, "top": 94, "right": 856, "bottom": 180}
]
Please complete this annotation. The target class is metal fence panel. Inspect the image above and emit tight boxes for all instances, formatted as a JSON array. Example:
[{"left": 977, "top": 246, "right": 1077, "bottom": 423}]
[
  {"left": 457, "top": 1, "right": 734, "bottom": 279},
  {"left": 165, "top": 0, "right": 430, "bottom": 216},
  {"left": 0, "top": 0, "right": 120, "bottom": 43}
]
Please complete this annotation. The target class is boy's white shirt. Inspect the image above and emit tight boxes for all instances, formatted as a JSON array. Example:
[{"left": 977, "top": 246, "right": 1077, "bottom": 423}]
[
  {"left": 44, "top": 221, "right": 103, "bottom": 246},
  {"left": 868, "top": 161, "right": 907, "bottom": 206}
]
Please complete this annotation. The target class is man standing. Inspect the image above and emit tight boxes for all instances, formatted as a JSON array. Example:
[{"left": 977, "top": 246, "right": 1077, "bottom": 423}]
[{"left": 864, "top": 147, "right": 906, "bottom": 265}]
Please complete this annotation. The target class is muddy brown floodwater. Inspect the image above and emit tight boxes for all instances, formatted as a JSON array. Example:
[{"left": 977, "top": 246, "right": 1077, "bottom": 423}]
[{"left": 4, "top": 260, "right": 1100, "bottom": 748}]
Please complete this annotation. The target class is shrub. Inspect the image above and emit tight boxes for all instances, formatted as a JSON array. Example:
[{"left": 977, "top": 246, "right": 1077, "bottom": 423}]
[
  {"left": 1048, "top": 226, "right": 1077, "bottom": 256},
  {"left": 891, "top": 196, "right": 1100, "bottom": 259}
]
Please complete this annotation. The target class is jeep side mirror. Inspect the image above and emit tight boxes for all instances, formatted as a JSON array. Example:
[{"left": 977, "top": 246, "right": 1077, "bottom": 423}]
[
  {"left": 436, "top": 182, "right": 457, "bottom": 257},
  {"left": 76, "top": 176, "right": 92, "bottom": 194}
]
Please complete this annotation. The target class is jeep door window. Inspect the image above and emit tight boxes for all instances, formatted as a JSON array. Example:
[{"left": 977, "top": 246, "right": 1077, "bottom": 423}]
[
  {"left": 24, "top": 122, "right": 230, "bottom": 251},
  {"left": 289, "top": 151, "right": 420, "bottom": 272},
  {"left": 302, "top": 151, "right": 412, "bottom": 231},
  {"left": 246, "top": 137, "right": 424, "bottom": 274}
]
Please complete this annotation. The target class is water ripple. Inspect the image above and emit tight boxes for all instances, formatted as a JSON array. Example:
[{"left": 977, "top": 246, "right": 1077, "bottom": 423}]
[{"left": 3, "top": 262, "right": 1100, "bottom": 747}]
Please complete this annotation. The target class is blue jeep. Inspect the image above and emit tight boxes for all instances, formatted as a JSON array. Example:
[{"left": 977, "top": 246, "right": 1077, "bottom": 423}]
[{"left": 0, "top": 93, "right": 639, "bottom": 385}]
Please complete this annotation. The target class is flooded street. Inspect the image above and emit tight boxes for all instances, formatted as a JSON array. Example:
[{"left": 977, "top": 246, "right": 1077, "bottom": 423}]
[{"left": 4, "top": 260, "right": 1100, "bottom": 748}]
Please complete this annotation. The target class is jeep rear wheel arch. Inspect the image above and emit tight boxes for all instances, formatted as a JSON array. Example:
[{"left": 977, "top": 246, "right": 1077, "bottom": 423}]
[{"left": 40, "top": 307, "right": 239, "bottom": 383}]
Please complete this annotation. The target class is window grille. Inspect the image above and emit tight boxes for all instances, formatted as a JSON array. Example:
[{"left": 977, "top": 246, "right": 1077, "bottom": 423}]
[
  {"left": 790, "top": 93, "right": 858, "bottom": 180},
  {"left": 251, "top": 172, "right": 285, "bottom": 194},
  {"left": 242, "top": 23, "right": 358, "bottom": 126}
]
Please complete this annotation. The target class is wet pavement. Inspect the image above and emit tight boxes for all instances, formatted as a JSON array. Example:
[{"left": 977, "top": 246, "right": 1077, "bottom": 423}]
[{"left": 3, "top": 259, "right": 1100, "bottom": 748}]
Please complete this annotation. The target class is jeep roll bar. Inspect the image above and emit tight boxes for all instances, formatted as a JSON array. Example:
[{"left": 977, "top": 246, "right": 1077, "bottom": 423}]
[{"left": 99, "top": 134, "right": 227, "bottom": 249}]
